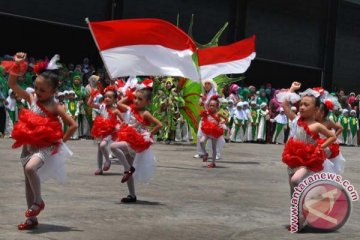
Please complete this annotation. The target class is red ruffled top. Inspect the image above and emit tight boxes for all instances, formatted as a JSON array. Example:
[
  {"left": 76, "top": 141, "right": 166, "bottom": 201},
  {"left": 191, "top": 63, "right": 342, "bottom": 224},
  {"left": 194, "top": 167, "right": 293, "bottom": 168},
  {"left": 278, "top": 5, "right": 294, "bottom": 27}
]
[
  {"left": 116, "top": 105, "right": 152, "bottom": 153},
  {"left": 282, "top": 117, "right": 326, "bottom": 172},
  {"left": 91, "top": 108, "right": 119, "bottom": 140},
  {"left": 11, "top": 103, "right": 63, "bottom": 149},
  {"left": 200, "top": 110, "right": 224, "bottom": 138},
  {"left": 129, "top": 104, "right": 151, "bottom": 126}
]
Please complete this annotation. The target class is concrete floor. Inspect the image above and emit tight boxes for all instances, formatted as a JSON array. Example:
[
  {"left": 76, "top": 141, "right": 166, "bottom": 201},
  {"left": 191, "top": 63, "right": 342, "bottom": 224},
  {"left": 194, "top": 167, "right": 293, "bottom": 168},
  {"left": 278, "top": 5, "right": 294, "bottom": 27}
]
[{"left": 0, "top": 138, "right": 359, "bottom": 240}]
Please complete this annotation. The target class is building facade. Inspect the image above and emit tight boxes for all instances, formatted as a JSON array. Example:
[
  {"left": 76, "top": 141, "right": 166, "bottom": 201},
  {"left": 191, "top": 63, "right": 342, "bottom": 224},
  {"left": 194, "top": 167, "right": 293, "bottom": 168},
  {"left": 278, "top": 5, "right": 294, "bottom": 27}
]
[{"left": 0, "top": 0, "right": 359, "bottom": 91}]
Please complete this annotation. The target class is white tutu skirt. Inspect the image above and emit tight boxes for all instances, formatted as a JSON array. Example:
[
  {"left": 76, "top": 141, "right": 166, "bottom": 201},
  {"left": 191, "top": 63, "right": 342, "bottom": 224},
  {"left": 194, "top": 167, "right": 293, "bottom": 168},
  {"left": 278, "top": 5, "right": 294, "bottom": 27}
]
[
  {"left": 133, "top": 147, "right": 156, "bottom": 184},
  {"left": 322, "top": 153, "right": 345, "bottom": 174},
  {"left": 276, "top": 91, "right": 300, "bottom": 104},
  {"left": 37, "top": 143, "right": 73, "bottom": 183},
  {"left": 216, "top": 136, "right": 225, "bottom": 152}
]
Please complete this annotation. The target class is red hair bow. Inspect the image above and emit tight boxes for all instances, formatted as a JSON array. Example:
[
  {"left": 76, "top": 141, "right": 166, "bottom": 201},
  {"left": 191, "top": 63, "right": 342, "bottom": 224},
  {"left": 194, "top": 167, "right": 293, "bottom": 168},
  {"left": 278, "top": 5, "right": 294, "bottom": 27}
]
[
  {"left": 210, "top": 95, "right": 220, "bottom": 101},
  {"left": 104, "top": 85, "right": 118, "bottom": 94},
  {"left": 324, "top": 99, "right": 334, "bottom": 110},
  {"left": 33, "top": 59, "right": 49, "bottom": 75},
  {"left": 312, "top": 87, "right": 325, "bottom": 96},
  {"left": 139, "top": 78, "right": 153, "bottom": 89}
]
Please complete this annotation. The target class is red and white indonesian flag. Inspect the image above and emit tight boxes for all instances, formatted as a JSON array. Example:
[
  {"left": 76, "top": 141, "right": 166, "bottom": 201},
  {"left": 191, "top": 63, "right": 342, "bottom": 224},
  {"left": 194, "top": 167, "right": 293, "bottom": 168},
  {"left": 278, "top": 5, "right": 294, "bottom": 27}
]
[
  {"left": 87, "top": 18, "right": 200, "bottom": 81},
  {"left": 198, "top": 35, "right": 256, "bottom": 80}
]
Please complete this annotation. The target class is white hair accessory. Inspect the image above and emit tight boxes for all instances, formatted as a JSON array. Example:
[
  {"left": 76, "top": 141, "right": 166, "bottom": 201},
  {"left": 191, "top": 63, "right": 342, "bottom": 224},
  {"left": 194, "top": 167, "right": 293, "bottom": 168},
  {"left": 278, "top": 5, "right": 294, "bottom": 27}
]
[
  {"left": 25, "top": 87, "right": 35, "bottom": 93},
  {"left": 299, "top": 88, "right": 321, "bottom": 98},
  {"left": 122, "top": 76, "right": 138, "bottom": 94},
  {"left": 46, "top": 54, "right": 60, "bottom": 70},
  {"left": 202, "top": 79, "right": 217, "bottom": 91}
]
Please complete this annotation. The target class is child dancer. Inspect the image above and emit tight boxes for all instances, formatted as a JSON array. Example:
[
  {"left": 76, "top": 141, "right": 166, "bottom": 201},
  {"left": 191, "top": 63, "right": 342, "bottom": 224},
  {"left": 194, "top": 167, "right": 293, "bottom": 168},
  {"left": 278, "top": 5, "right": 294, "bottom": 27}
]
[
  {"left": 315, "top": 99, "right": 345, "bottom": 174},
  {"left": 111, "top": 86, "right": 162, "bottom": 203},
  {"left": 281, "top": 82, "right": 337, "bottom": 195},
  {"left": 348, "top": 110, "right": 359, "bottom": 146},
  {"left": 194, "top": 79, "right": 218, "bottom": 158},
  {"left": 4, "top": 52, "right": 77, "bottom": 230},
  {"left": 90, "top": 86, "right": 123, "bottom": 175},
  {"left": 199, "top": 95, "right": 227, "bottom": 168}
]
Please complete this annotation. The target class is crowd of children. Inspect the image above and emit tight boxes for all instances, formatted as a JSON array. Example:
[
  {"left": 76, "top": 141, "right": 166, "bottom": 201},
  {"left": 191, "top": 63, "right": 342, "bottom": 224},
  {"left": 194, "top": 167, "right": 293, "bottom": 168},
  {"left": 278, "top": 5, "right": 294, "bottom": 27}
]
[{"left": 217, "top": 83, "right": 360, "bottom": 147}]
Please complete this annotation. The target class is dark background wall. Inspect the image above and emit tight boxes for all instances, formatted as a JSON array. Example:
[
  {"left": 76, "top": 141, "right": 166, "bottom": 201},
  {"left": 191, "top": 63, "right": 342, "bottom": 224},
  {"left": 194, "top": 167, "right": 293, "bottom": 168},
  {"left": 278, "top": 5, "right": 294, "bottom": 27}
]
[
  {"left": 333, "top": 1, "right": 360, "bottom": 92},
  {"left": 0, "top": 0, "right": 359, "bottom": 92}
]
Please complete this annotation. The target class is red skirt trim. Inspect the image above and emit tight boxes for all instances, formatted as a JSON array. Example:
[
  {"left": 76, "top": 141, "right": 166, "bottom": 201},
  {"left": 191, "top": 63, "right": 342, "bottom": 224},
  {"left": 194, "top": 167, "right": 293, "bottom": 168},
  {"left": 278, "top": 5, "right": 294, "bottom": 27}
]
[
  {"left": 201, "top": 120, "right": 224, "bottom": 138},
  {"left": 91, "top": 115, "right": 118, "bottom": 140},
  {"left": 282, "top": 138, "right": 326, "bottom": 172},
  {"left": 116, "top": 124, "right": 152, "bottom": 153},
  {"left": 12, "top": 109, "right": 63, "bottom": 149}
]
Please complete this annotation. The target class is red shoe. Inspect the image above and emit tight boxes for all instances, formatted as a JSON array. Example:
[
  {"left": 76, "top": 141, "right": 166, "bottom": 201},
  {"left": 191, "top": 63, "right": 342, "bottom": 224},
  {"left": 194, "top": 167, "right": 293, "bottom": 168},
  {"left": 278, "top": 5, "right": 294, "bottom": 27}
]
[
  {"left": 94, "top": 169, "right": 102, "bottom": 175},
  {"left": 202, "top": 154, "right": 209, "bottom": 162},
  {"left": 121, "top": 166, "right": 135, "bottom": 183},
  {"left": 102, "top": 161, "right": 111, "bottom": 171},
  {"left": 25, "top": 201, "right": 45, "bottom": 218},
  {"left": 207, "top": 163, "right": 216, "bottom": 168},
  {"left": 18, "top": 218, "right": 38, "bottom": 230}
]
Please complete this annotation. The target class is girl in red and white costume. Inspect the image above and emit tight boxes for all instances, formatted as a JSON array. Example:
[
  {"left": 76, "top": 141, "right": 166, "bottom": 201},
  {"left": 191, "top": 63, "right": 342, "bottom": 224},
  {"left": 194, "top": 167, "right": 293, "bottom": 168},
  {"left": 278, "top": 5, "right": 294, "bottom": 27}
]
[
  {"left": 3, "top": 52, "right": 77, "bottom": 230},
  {"left": 90, "top": 86, "right": 123, "bottom": 175},
  {"left": 280, "top": 83, "right": 339, "bottom": 231},
  {"left": 195, "top": 79, "right": 218, "bottom": 159},
  {"left": 111, "top": 82, "right": 162, "bottom": 203},
  {"left": 315, "top": 97, "right": 345, "bottom": 174},
  {"left": 199, "top": 95, "right": 227, "bottom": 168}
]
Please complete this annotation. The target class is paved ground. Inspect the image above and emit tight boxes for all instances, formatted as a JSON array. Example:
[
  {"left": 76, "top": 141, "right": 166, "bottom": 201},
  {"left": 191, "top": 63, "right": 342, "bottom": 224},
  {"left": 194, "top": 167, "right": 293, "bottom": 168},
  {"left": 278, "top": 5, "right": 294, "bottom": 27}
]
[{"left": 0, "top": 138, "right": 359, "bottom": 240}]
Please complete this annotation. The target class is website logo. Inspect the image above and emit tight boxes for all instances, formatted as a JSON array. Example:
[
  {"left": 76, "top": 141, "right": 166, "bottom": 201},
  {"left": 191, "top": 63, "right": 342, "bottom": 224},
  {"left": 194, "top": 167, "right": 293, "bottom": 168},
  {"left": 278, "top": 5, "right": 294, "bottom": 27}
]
[{"left": 290, "top": 172, "right": 358, "bottom": 233}]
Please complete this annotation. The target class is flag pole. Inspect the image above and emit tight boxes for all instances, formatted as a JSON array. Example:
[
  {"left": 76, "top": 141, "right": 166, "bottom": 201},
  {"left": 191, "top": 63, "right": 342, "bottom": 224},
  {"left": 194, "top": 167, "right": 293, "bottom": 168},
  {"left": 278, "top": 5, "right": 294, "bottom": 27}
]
[{"left": 85, "top": 18, "right": 113, "bottom": 79}]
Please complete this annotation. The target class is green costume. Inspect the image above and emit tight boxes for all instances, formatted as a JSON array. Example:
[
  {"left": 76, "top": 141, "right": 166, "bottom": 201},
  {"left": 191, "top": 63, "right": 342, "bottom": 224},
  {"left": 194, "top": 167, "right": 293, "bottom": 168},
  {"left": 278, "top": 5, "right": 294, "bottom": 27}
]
[
  {"left": 250, "top": 107, "right": 258, "bottom": 141},
  {"left": 328, "top": 112, "right": 339, "bottom": 123},
  {"left": 349, "top": 116, "right": 358, "bottom": 138},
  {"left": 339, "top": 115, "right": 349, "bottom": 144},
  {"left": 0, "top": 66, "right": 9, "bottom": 98},
  {"left": 67, "top": 99, "right": 79, "bottom": 117},
  {"left": 154, "top": 77, "right": 183, "bottom": 141}
]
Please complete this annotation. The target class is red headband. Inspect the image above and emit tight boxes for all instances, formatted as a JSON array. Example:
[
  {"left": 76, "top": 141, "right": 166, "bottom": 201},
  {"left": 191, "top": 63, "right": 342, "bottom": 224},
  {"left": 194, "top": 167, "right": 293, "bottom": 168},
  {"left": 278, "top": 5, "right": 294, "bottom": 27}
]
[{"left": 104, "top": 85, "right": 117, "bottom": 94}]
